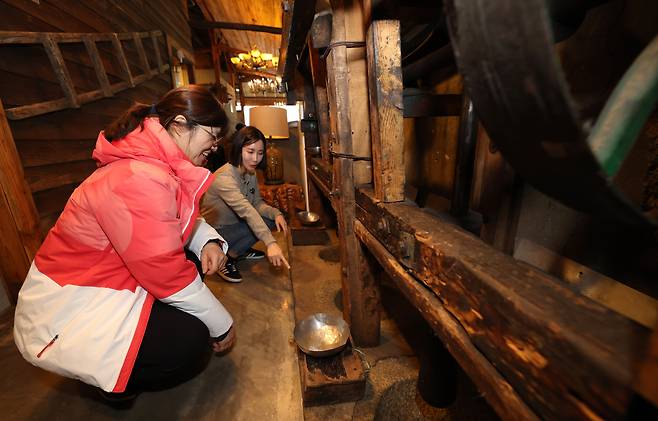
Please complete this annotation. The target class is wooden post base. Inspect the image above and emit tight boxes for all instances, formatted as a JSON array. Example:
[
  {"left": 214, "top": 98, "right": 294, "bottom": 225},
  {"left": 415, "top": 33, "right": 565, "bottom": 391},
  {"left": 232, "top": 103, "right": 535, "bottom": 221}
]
[{"left": 298, "top": 339, "right": 366, "bottom": 406}]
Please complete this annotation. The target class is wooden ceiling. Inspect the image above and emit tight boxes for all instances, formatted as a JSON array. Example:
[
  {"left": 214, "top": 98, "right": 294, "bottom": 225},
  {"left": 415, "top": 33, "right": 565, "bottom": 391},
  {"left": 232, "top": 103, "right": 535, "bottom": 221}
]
[{"left": 197, "top": 0, "right": 282, "bottom": 58}]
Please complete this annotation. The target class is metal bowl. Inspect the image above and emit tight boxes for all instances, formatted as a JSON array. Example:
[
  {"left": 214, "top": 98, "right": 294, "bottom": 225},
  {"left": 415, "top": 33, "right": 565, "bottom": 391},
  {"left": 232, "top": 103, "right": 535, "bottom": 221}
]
[
  {"left": 294, "top": 313, "right": 350, "bottom": 357},
  {"left": 297, "top": 210, "right": 320, "bottom": 225}
]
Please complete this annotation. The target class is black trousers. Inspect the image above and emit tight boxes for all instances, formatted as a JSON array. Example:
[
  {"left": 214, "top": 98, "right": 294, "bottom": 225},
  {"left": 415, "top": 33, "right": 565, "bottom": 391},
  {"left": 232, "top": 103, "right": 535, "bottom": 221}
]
[{"left": 123, "top": 249, "right": 212, "bottom": 393}]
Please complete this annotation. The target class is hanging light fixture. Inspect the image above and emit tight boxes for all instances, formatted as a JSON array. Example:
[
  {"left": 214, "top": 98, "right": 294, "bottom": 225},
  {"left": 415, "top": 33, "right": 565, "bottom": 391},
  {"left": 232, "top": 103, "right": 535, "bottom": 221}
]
[{"left": 230, "top": 46, "right": 279, "bottom": 71}]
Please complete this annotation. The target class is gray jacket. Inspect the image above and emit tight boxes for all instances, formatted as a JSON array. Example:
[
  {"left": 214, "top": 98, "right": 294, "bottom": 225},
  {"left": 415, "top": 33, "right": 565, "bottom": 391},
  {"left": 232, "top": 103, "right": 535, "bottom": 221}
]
[{"left": 201, "top": 163, "right": 281, "bottom": 246}]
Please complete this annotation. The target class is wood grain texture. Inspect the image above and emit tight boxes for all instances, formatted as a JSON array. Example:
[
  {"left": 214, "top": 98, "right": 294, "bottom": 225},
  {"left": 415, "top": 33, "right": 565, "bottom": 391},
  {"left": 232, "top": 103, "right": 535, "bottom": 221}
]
[
  {"left": 198, "top": 0, "right": 281, "bottom": 56},
  {"left": 0, "top": 102, "right": 42, "bottom": 302},
  {"left": 355, "top": 186, "right": 650, "bottom": 419},
  {"left": 325, "top": 0, "right": 380, "bottom": 346},
  {"left": 366, "top": 20, "right": 404, "bottom": 202},
  {"left": 354, "top": 219, "right": 538, "bottom": 420},
  {"left": 42, "top": 34, "right": 79, "bottom": 108},
  {"left": 83, "top": 35, "right": 113, "bottom": 98}
]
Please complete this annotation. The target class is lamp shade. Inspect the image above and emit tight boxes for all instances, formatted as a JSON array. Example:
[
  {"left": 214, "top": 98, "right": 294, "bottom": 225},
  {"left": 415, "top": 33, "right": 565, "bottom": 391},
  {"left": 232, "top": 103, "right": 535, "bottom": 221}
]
[{"left": 249, "top": 106, "right": 289, "bottom": 139}]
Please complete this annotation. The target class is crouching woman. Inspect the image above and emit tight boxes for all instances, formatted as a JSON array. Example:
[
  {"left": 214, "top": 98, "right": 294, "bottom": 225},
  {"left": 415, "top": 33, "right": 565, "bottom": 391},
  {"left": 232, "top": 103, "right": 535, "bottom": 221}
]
[
  {"left": 201, "top": 126, "right": 289, "bottom": 283},
  {"left": 13, "top": 85, "right": 236, "bottom": 401}
]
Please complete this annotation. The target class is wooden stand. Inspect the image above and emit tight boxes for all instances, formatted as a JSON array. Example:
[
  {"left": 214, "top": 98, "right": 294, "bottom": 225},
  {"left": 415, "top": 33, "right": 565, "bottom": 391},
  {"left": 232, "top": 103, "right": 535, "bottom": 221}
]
[{"left": 298, "top": 338, "right": 366, "bottom": 407}]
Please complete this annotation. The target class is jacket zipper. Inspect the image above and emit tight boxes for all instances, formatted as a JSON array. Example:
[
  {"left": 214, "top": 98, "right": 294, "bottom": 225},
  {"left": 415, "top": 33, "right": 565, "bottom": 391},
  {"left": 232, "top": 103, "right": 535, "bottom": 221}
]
[{"left": 36, "top": 334, "right": 59, "bottom": 358}]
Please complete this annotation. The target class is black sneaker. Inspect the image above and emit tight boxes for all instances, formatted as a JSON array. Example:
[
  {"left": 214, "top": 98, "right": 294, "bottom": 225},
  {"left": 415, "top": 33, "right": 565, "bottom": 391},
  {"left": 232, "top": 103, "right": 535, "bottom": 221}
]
[
  {"left": 239, "top": 248, "right": 266, "bottom": 260},
  {"left": 219, "top": 258, "right": 242, "bottom": 283}
]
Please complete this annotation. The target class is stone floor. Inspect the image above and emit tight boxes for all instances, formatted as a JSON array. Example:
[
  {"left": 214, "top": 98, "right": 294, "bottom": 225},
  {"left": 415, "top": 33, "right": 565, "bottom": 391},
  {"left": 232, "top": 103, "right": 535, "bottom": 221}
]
[
  {"left": 0, "top": 232, "right": 302, "bottom": 421},
  {"left": 0, "top": 229, "right": 498, "bottom": 420}
]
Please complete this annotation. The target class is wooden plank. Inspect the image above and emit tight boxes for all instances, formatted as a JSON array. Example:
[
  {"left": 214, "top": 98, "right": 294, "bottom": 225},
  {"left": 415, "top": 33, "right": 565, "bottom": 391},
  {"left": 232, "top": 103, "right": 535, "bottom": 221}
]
[
  {"left": 298, "top": 340, "right": 366, "bottom": 406},
  {"left": 326, "top": 0, "right": 379, "bottom": 346},
  {"left": 345, "top": 0, "right": 371, "bottom": 185},
  {"left": 355, "top": 186, "right": 650, "bottom": 419},
  {"left": 133, "top": 32, "right": 152, "bottom": 78},
  {"left": 366, "top": 19, "right": 404, "bottom": 202},
  {"left": 354, "top": 220, "right": 538, "bottom": 420},
  {"left": 33, "top": 182, "right": 78, "bottom": 218},
  {"left": 111, "top": 33, "right": 135, "bottom": 87},
  {"left": 41, "top": 34, "right": 79, "bottom": 108},
  {"left": 189, "top": 20, "right": 282, "bottom": 34},
  {"left": 0, "top": 101, "right": 42, "bottom": 302},
  {"left": 5, "top": 98, "right": 70, "bottom": 120},
  {"left": 26, "top": 160, "right": 97, "bottom": 193},
  {"left": 17, "top": 139, "right": 96, "bottom": 168},
  {"left": 83, "top": 35, "right": 113, "bottom": 98},
  {"left": 279, "top": 0, "right": 318, "bottom": 82}
]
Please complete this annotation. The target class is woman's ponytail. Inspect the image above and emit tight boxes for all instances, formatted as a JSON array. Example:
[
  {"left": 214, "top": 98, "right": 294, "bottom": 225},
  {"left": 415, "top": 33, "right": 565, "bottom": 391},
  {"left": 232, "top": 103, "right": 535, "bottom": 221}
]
[
  {"left": 103, "top": 102, "right": 157, "bottom": 142},
  {"left": 103, "top": 85, "right": 227, "bottom": 142}
]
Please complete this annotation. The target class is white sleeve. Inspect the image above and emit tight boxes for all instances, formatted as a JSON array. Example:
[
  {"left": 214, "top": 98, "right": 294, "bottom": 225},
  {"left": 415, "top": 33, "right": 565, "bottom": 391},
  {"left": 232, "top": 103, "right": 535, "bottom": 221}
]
[
  {"left": 160, "top": 274, "right": 233, "bottom": 337},
  {"left": 186, "top": 217, "right": 228, "bottom": 259}
]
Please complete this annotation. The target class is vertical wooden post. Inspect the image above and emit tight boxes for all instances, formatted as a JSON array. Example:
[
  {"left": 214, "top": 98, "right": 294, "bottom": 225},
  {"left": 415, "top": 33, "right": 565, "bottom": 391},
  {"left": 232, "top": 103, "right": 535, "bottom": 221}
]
[
  {"left": 0, "top": 101, "right": 42, "bottom": 302},
  {"left": 327, "top": 0, "right": 379, "bottom": 346},
  {"left": 366, "top": 20, "right": 405, "bottom": 202}
]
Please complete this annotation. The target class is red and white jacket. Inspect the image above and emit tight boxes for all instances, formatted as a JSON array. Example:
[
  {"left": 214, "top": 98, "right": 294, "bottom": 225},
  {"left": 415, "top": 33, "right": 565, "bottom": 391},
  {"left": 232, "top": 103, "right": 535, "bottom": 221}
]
[{"left": 13, "top": 118, "right": 233, "bottom": 392}]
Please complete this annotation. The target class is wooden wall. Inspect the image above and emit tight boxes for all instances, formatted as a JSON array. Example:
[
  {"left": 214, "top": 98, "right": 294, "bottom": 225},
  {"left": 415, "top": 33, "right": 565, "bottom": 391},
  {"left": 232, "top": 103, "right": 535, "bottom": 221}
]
[
  {"left": 0, "top": 0, "right": 192, "bottom": 234},
  {"left": 0, "top": 0, "right": 191, "bottom": 299}
]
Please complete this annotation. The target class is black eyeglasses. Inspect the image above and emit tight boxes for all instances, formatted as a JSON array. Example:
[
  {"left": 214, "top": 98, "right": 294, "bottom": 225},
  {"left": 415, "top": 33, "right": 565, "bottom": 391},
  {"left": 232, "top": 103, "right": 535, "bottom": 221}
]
[{"left": 196, "top": 125, "right": 220, "bottom": 144}]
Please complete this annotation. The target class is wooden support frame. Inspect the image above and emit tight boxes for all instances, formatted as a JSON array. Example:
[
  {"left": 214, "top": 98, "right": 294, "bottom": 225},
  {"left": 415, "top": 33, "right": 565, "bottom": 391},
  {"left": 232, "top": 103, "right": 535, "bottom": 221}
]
[
  {"left": 355, "top": 186, "right": 650, "bottom": 419},
  {"left": 0, "top": 30, "right": 169, "bottom": 120},
  {"left": 326, "top": 0, "right": 379, "bottom": 346},
  {"left": 354, "top": 219, "right": 537, "bottom": 419},
  {"left": 0, "top": 101, "right": 42, "bottom": 303},
  {"left": 366, "top": 19, "right": 404, "bottom": 202}
]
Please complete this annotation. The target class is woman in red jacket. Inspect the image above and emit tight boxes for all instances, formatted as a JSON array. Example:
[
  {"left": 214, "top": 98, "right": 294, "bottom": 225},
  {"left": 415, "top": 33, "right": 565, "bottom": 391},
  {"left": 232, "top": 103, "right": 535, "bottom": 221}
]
[{"left": 13, "top": 85, "right": 235, "bottom": 402}]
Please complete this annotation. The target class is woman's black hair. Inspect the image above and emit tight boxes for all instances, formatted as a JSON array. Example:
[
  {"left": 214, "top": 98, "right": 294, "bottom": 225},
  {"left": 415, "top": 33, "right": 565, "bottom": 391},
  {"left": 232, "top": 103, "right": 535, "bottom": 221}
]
[
  {"left": 103, "top": 85, "right": 228, "bottom": 141},
  {"left": 229, "top": 126, "right": 266, "bottom": 170}
]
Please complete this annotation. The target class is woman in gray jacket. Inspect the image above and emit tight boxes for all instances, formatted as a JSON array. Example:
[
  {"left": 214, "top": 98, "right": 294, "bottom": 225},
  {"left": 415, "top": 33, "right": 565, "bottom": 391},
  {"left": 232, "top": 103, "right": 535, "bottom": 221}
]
[{"left": 201, "top": 126, "right": 289, "bottom": 282}]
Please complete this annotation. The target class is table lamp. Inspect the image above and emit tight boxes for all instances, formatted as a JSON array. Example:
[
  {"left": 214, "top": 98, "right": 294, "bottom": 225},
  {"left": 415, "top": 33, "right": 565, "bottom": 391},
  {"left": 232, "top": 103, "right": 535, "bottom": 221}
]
[{"left": 249, "top": 106, "right": 289, "bottom": 184}]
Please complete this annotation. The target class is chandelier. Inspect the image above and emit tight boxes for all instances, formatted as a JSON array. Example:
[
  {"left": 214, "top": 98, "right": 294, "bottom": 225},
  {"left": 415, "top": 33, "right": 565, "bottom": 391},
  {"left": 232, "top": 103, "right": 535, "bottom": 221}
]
[
  {"left": 244, "top": 77, "right": 285, "bottom": 97},
  {"left": 230, "top": 46, "right": 279, "bottom": 70}
]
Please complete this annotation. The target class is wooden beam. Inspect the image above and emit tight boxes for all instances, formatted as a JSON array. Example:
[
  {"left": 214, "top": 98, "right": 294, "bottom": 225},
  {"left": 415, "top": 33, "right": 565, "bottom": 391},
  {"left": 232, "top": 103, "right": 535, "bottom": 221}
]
[
  {"left": 82, "top": 35, "right": 113, "bottom": 98},
  {"left": 133, "top": 32, "right": 153, "bottom": 78},
  {"left": 0, "top": 101, "right": 42, "bottom": 302},
  {"left": 279, "top": 0, "right": 318, "bottom": 82},
  {"left": 353, "top": 219, "right": 537, "bottom": 420},
  {"left": 111, "top": 33, "right": 135, "bottom": 87},
  {"left": 41, "top": 34, "right": 79, "bottom": 109},
  {"left": 188, "top": 20, "right": 282, "bottom": 34},
  {"left": 355, "top": 186, "right": 651, "bottom": 419},
  {"left": 326, "top": 0, "right": 378, "bottom": 346},
  {"left": 366, "top": 19, "right": 404, "bottom": 202}
]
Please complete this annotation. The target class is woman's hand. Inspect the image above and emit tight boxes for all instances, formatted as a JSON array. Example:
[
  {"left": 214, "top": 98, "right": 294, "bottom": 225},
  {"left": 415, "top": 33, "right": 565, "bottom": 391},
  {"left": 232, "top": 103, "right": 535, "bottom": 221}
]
[
  {"left": 275, "top": 214, "right": 288, "bottom": 233},
  {"left": 212, "top": 326, "right": 236, "bottom": 353},
  {"left": 201, "top": 241, "right": 227, "bottom": 275},
  {"left": 267, "top": 242, "right": 290, "bottom": 269}
]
